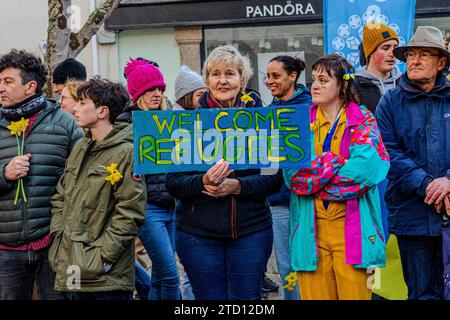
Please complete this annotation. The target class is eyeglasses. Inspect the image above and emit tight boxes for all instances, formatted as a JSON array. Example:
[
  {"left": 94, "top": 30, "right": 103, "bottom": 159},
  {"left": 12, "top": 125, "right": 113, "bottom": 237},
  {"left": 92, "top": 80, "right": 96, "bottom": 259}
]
[{"left": 404, "top": 51, "right": 441, "bottom": 60}]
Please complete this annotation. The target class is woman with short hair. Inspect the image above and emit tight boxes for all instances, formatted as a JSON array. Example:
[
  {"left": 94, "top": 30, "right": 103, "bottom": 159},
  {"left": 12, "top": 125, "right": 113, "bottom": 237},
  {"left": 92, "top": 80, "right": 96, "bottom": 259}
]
[
  {"left": 60, "top": 79, "right": 84, "bottom": 115},
  {"left": 166, "top": 45, "right": 282, "bottom": 300}
]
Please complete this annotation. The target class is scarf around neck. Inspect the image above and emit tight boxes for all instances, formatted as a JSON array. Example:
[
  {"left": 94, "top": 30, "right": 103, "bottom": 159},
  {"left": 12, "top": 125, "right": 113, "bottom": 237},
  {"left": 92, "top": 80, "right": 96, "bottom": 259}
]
[
  {"left": 199, "top": 90, "right": 262, "bottom": 109},
  {"left": 1, "top": 94, "right": 45, "bottom": 121}
]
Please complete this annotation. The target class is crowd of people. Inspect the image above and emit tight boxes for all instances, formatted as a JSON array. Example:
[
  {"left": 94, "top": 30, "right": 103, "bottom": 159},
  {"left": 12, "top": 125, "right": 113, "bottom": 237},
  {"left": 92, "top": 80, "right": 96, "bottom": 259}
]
[{"left": 0, "top": 22, "right": 449, "bottom": 300}]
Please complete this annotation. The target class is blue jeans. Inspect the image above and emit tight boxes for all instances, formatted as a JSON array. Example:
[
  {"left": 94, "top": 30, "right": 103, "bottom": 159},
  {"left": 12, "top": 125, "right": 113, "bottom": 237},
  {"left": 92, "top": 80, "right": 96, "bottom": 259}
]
[
  {"left": 397, "top": 235, "right": 444, "bottom": 300},
  {"left": 0, "top": 247, "right": 64, "bottom": 300},
  {"left": 64, "top": 291, "right": 133, "bottom": 300},
  {"left": 139, "top": 203, "right": 180, "bottom": 300},
  {"left": 271, "top": 205, "right": 300, "bottom": 300},
  {"left": 177, "top": 227, "right": 273, "bottom": 300},
  {"left": 181, "top": 270, "right": 195, "bottom": 300},
  {"left": 135, "top": 260, "right": 151, "bottom": 300}
]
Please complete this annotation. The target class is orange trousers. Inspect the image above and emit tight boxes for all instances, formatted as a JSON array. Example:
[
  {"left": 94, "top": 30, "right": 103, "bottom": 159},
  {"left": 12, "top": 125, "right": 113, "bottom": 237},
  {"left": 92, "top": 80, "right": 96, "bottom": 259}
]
[{"left": 297, "top": 214, "right": 371, "bottom": 300}]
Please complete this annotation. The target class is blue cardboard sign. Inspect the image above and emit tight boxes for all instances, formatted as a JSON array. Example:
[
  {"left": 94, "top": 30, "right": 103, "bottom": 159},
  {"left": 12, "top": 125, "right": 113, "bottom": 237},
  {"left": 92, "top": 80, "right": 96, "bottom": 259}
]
[{"left": 133, "top": 105, "right": 311, "bottom": 174}]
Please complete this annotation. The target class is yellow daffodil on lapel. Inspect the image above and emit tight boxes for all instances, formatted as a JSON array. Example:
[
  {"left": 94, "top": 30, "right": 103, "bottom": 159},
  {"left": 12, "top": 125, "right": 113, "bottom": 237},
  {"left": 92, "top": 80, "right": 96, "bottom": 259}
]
[
  {"left": 106, "top": 162, "right": 118, "bottom": 174},
  {"left": 240, "top": 92, "right": 254, "bottom": 104},
  {"left": 105, "top": 163, "right": 123, "bottom": 185},
  {"left": 7, "top": 117, "right": 29, "bottom": 205}
]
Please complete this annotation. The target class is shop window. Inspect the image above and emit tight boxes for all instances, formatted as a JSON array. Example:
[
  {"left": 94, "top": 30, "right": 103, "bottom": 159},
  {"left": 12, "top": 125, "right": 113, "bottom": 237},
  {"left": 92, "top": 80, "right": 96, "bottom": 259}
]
[{"left": 415, "top": 16, "right": 450, "bottom": 39}]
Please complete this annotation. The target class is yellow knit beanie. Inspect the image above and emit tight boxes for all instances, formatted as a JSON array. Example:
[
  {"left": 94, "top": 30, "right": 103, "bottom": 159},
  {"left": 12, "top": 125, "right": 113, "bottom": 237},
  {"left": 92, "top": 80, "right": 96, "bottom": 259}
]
[{"left": 362, "top": 22, "right": 399, "bottom": 59}]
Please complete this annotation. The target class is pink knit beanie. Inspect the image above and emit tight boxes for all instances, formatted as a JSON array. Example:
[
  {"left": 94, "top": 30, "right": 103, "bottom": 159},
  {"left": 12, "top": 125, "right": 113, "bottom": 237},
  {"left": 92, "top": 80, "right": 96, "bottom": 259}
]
[{"left": 124, "top": 58, "right": 166, "bottom": 102}]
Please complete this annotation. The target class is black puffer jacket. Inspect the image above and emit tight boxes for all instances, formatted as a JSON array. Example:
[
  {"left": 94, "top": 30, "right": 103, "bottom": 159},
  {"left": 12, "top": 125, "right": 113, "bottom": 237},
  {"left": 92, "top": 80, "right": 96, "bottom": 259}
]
[
  {"left": 165, "top": 170, "right": 283, "bottom": 239},
  {"left": 116, "top": 105, "right": 175, "bottom": 209},
  {"left": 0, "top": 99, "right": 83, "bottom": 246}
]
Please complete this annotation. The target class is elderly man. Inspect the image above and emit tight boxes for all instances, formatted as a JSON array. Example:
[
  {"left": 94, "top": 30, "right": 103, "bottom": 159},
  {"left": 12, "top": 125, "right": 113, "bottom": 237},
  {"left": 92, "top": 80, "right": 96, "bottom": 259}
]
[
  {"left": 376, "top": 26, "right": 450, "bottom": 300},
  {"left": 0, "top": 49, "right": 83, "bottom": 299}
]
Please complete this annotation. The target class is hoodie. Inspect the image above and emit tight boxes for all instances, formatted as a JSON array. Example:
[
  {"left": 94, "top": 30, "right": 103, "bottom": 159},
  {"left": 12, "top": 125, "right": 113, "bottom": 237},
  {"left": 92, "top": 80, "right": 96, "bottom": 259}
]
[
  {"left": 49, "top": 122, "right": 147, "bottom": 291},
  {"left": 354, "top": 65, "right": 402, "bottom": 114}
]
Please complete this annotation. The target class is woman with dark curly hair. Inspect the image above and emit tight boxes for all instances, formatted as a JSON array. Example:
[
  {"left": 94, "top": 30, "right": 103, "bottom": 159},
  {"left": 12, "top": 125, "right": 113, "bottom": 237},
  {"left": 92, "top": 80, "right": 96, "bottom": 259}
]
[{"left": 284, "top": 55, "right": 390, "bottom": 300}]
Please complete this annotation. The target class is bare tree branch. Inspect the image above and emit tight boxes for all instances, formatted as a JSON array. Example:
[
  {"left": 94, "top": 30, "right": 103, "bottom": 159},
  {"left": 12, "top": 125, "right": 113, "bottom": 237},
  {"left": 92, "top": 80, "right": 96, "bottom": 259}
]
[
  {"left": 44, "top": 0, "right": 120, "bottom": 97},
  {"left": 45, "top": 0, "right": 72, "bottom": 97},
  {"left": 69, "top": 0, "right": 121, "bottom": 58}
]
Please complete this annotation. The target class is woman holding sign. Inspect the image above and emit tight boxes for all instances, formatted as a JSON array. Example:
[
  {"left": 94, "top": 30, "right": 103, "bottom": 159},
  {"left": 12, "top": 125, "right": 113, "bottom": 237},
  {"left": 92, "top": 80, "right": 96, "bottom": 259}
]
[
  {"left": 166, "top": 45, "right": 283, "bottom": 300},
  {"left": 284, "top": 54, "right": 390, "bottom": 300},
  {"left": 123, "top": 58, "right": 180, "bottom": 300},
  {"left": 266, "top": 55, "right": 312, "bottom": 300}
]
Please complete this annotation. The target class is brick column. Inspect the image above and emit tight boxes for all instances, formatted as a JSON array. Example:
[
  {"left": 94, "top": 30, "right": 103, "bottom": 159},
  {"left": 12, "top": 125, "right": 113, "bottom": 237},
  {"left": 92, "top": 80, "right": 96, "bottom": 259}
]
[{"left": 175, "top": 26, "right": 203, "bottom": 74}]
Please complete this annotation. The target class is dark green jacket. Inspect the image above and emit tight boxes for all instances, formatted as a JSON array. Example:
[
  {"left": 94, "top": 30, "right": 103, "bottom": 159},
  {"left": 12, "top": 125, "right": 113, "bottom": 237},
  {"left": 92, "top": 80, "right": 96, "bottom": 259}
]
[
  {"left": 0, "top": 99, "right": 83, "bottom": 246},
  {"left": 49, "top": 123, "right": 147, "bottom": 292}
]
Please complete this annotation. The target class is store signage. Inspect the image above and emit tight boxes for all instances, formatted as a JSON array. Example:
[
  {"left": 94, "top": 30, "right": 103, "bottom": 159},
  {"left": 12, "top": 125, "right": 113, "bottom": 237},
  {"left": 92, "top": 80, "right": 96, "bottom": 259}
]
[
  {"left": 246, "top": 2, "right": 316, "bottom": 18},
  {"left": 107, "top": 0, "right": 450, "bottom": 30},
  {"left": 107, "top": 0, "right": 323, "bottom": 29}
]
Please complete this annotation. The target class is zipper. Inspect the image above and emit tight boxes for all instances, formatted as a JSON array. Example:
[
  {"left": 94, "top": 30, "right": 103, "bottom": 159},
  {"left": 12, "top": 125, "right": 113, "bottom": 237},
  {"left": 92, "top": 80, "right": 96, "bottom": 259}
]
[
  {"left": 231, "top": 195, "right": 237, "bottom": 239},
  {"left": 229, "top": 172, "right": 238, "bottom": 239}
]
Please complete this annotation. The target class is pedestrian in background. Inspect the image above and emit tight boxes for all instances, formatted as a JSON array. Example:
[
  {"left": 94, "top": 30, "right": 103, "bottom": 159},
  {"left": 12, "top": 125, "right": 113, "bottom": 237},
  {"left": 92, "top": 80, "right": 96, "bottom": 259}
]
[
  {"left": 173, "top": 65, "right": 207, "bottom": 111},
  {"left": 266, "top": 54, "right": 313, "bottom": 300},
  {"left": 353, "top": 22, "right": 401, "bottom": 114},
  {"left": 60, "top": 79, "right": 85, "bottom": 116},
  {"left": 52, "top": 58, "right": 87, "bottom": 97},
  {"left": 123, "top": 58, "right": 180, "bottom": 300},
  {"left": 172, "top": 64, "right": 207, "bottom": 300}
]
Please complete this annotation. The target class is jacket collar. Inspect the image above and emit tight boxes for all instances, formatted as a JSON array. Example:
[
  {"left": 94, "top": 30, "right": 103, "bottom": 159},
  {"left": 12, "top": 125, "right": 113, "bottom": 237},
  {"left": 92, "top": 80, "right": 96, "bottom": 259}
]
[
  {"left": 310, "top": 100, "right": 364, "bottom": 127},
  {"left": 271, "top": 85, "right": 310, "bottom": 105},
  {"left": 399, "top": 72, "right": 450, "bottom": 98}
]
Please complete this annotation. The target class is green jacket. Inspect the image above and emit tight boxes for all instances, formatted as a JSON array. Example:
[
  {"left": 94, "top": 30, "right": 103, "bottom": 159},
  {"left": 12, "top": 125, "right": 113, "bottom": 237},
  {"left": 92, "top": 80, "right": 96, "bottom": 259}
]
[
  {"left": 49, "top": 123, "right": 147, "bottom": 292},
  {"left": 0, "top": 99, "right": 83, "bottom": 246}
]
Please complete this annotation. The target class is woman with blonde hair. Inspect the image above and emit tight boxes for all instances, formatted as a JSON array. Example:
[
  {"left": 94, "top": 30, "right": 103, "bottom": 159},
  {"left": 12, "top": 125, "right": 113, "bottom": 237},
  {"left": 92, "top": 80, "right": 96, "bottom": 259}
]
[
  {"left": 60, "top": 79, "right": 84, "bottom": 115},
  {"left": 166, "top": 45, "right": 282, "bottom": 300}
]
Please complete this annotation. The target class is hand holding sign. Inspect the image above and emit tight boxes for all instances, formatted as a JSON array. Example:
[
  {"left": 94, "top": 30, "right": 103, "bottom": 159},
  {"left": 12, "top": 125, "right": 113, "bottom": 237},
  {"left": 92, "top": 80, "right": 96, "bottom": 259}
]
[{"left": 202, "top": 159, "right": 233, "bottom": 186}]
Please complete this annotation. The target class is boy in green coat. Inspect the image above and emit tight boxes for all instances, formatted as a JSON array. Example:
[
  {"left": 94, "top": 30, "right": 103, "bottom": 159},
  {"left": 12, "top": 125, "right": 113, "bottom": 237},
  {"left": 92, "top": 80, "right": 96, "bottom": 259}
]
[{"left": 49, "top": 78, "right": 147, "bottom": 300}]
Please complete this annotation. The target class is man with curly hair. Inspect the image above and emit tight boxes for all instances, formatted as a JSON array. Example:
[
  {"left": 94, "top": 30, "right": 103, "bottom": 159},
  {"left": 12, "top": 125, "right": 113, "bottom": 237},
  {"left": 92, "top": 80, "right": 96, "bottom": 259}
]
[{"left": 0, "top": 49, "right": 83, "bottom": 299}]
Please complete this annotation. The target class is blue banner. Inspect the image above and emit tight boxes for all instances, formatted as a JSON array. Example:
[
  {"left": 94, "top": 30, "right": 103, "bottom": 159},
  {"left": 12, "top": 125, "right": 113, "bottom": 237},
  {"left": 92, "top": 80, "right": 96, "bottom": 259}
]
[
  {"left": 132, "top": 105, "right": 311, "bottom": 174},
  {"left": 324, "top": 0, "right": 416, "bottom": 70}
]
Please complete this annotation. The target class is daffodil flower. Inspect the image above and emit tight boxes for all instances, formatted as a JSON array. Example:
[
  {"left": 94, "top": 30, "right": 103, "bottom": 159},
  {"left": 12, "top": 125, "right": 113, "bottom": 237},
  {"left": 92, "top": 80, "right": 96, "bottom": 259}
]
[
  {"left": 7, "top": 118, "right": 29, "bottom": 205},
  {"left": 283, "top": 283, "right": 295, "bottom": 292},
  {"left": 104, "top": 163, "right": 123, "bottom": 186},
  {"left": 105, "top": 171, "right": 123, "bottom": 185},
  {"left": 240, "top": 92, "right": 254, "bottom": 104},
  {"left": 7, "top": 118, "right": 29, "bottom": 137},
  {"left": 285, "top": 272, "right": 297, "bottom": 283}
]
